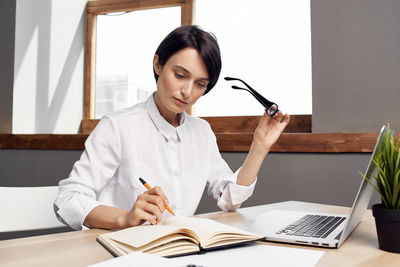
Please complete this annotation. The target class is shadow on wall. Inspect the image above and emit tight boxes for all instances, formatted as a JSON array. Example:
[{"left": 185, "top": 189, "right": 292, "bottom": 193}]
[{"left": 14, "top": 0, "right": 85, "bottom": 133}]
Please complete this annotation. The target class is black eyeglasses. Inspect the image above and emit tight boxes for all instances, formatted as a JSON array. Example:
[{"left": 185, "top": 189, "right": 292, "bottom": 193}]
[{"left": 224, "top": 77, "right": 279, "bottom": 117}]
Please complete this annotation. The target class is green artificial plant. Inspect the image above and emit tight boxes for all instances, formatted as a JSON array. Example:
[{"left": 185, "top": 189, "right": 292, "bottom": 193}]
[{"left": 360, "top": 125, "right": 400, "bottom": 209}]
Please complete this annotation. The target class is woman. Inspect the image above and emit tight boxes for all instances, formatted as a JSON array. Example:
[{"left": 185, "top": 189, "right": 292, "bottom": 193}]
[{"left": 54, "top": 25, "right": 290, "bottom": 230}]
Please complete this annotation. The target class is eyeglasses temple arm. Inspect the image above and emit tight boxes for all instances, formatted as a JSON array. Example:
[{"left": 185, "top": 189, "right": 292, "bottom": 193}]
[
  {"left": 225, "top": 77, "right": 276, "bottom": 108},
  {"left": 231, "top": 86, "right": 268, "bottom": 107}
]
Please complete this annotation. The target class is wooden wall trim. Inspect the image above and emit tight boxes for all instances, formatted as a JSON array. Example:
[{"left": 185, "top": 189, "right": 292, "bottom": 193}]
[
  {"left": 79, "top": 115, "right": 312, "bottom": 134},
  {"left": 87, "top": 0, "right": 184, "bottom": 15},
  {"left": 1, "top": 132, "right": 395, "bottom": 153},
  {"left": 0, "top": 134, "right": 88, "bottom": 150},
  {"left": 202, "top": 115, "right": 311, "bottom": 134},
  {"left": 215, "top": 132, "right": 390, "bottom": 153}
]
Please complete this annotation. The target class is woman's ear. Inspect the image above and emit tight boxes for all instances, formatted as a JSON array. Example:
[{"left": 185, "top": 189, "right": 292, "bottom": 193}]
[{"left": 153, "top": 54, "right": 161, "bottom": 75}]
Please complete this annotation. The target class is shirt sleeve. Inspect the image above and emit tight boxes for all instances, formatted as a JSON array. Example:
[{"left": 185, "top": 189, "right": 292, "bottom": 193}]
[
  {"left": 205, "top": 124, "right": 256, "bottom": 212},
  {"left": 54, "top": 116, "right": 121, "bottom": 230}
]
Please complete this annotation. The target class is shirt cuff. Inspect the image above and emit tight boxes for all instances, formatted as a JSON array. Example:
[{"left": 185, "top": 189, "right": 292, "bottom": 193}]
[
  {"left": 55, "top": 194, "right": 102, "bottom": 230},
  {"left": 217, "top": 168, "right": 257, "bottom": 211}
]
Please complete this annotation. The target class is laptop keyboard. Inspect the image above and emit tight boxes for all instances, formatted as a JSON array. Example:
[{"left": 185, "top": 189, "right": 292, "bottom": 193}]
[{"left": 276, "top": 215, "right": 346, "bottom": 239}]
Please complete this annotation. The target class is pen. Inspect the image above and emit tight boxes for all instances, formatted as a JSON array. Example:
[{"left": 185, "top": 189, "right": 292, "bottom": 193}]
[{"left": 139, "top": 177, "right": 175, "bottom": 216}]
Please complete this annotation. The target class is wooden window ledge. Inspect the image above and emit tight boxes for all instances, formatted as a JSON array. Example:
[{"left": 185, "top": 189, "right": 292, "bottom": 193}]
[{"left": 0, "top": 132, "right": 393, "bottom": 153}]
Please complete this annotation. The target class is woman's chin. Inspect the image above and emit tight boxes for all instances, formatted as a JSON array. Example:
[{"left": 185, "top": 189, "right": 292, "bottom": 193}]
[
  {"left": 170, "top": 103, "right": 188, "bottom": 113},
  {"left": 166, "top": 105, "right": 185, "bottom": 115}
]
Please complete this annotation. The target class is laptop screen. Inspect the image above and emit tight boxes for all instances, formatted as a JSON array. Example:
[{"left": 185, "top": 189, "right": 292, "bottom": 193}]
[{"left": 338, "top": 125, "right": 393, "bottom": 245}]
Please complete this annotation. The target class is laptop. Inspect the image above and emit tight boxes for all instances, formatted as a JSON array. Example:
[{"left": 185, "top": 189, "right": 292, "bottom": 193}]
[{"left": 237, "top": 125, "right": 392, "bottom": 248}]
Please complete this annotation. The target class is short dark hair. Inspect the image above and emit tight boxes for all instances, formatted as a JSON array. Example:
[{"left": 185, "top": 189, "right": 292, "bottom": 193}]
[{"left": 153, "top": 25, "right": 222, "bottom": 95}]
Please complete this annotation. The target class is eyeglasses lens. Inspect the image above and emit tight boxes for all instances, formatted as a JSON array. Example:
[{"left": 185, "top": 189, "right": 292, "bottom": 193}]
[{"left": 267, "top": 104, "right": 278, "bottom": 117}]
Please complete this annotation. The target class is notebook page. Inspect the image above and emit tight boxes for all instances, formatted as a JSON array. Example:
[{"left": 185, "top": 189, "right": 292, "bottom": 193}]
[
  {"left": 102, "top": 224, "right": 188, "bottom": 248},
  {"left": 162, "top": 216, "right": 260, "bottom": 246}
]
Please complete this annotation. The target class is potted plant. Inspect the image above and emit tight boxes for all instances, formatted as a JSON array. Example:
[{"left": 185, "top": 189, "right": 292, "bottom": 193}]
[{"left": 360, "top": 125, "right": 400, "bottom": 253}]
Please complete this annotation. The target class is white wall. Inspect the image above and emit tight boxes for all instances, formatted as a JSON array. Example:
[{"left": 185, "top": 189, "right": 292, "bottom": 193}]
[{"left": 13, "top": 0, "right": 86, "bottom": 134}]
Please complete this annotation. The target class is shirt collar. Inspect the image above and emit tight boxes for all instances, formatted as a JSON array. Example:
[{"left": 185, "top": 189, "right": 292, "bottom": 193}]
[{"left": 146, "top": 93, "right": 187, "bottom": 141}]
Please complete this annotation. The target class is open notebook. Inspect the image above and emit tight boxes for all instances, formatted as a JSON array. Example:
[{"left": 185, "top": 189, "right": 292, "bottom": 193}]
[{"left": 97, "top": 216, "right": 263, "bottom": 257}]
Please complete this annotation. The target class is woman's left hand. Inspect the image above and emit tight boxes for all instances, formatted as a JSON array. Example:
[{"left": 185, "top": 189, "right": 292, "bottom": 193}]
[
  {"left": 236, "top": 110, "right": 290, "bottom": 186},
  {"left": 253, "top": 110, "right": 290, "bottom": 152}
]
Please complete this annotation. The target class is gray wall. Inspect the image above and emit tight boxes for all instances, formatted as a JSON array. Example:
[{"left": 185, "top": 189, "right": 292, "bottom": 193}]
[
  {"left": 197, "top": 152, "right": 380, "bottom": 214},
  {"left": 0, "top": 150, "right": 378, "bottom": 209},
  {"left": 312, "top": 0, "right": 400, "bottom": 132},
  {"left": 0, "top": 0, "right": 15, "bottom": 133}
]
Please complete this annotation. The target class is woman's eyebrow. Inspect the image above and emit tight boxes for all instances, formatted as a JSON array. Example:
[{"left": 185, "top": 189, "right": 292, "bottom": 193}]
[{"left": 174, "top": 65, "right": 209, "bottom": 81}]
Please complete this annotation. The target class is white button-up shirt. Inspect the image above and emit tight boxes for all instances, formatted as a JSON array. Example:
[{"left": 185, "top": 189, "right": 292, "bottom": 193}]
[{"left": 54, "top": 94, "right": 256, "bottom": 230}]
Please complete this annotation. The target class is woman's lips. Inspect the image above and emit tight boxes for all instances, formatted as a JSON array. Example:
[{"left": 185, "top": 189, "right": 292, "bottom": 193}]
[{"left": 173, "top": 97, "right": 188, "bottom": 105}]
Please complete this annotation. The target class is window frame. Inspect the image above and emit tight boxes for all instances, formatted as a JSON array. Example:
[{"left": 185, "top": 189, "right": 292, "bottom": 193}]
[
  {"left": 84, "top": 0, "right": 195, "bottom": 120},
  {"left": 82, "top": 0, "right": 311, "bottom": 136}
]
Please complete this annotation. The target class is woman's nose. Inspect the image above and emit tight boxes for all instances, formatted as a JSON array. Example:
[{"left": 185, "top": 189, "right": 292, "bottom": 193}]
[{"left": 181, "top": 81, "right": 193, "bottom": 98}]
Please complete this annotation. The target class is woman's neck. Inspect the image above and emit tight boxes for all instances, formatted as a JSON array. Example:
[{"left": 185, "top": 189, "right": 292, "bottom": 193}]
[{"left": 153, "top": 93, "right": 180, "bottom": 127}]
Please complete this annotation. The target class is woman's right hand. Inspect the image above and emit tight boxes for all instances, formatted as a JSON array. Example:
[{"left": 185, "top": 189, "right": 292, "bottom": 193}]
[{"left": 124, "top": 186, "right": 169, "bottom": 226}]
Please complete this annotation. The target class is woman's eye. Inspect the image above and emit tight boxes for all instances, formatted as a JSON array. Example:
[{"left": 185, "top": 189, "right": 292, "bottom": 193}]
[
  {"left": 175, "top": 73, "right": 185, "bottom": 79},
  {"left": 197, "top": 82, "right": 207, "bottom": 88}
]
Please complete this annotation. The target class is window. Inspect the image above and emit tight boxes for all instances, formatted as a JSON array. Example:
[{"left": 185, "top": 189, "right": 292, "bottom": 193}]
[
  {"left": 194, "top": 0, "right": 312, "bottom": 116},
  {"left": 84, "top": 0, "right": 194, "bottom": 120},
  {"left": 95, "top": 7, "right": 181, "bottom": 118},
  {"left": 82, "top": 0, "right": 311, "bottom": 135}
]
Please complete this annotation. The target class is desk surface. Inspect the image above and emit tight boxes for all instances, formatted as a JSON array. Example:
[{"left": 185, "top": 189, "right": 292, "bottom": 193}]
[{"left": 0, "top": 201, "right": 398, "bottom": 267}]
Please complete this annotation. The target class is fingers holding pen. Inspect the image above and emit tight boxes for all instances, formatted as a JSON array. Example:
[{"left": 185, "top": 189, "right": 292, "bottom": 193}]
[
  {"left": 128, "top": 193, "right": 165, "bottom": 225},
  {"left": 131, "top": 205, "right": 158, "bottom": 225},
  {"left": 129, "top": 185, "right": 172, "bottom": 226},
  {"left": 138, "top": 198, "right": 163, "bottom": 224},
  {"left": 145, "top": 186, "right": 170, "bottom": 206},
  {"left": 126, "top": 180, "right": 175, "bottom": 227},
  {"left": 142, "top": 191, "right": 166, "bottom": 214}
]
